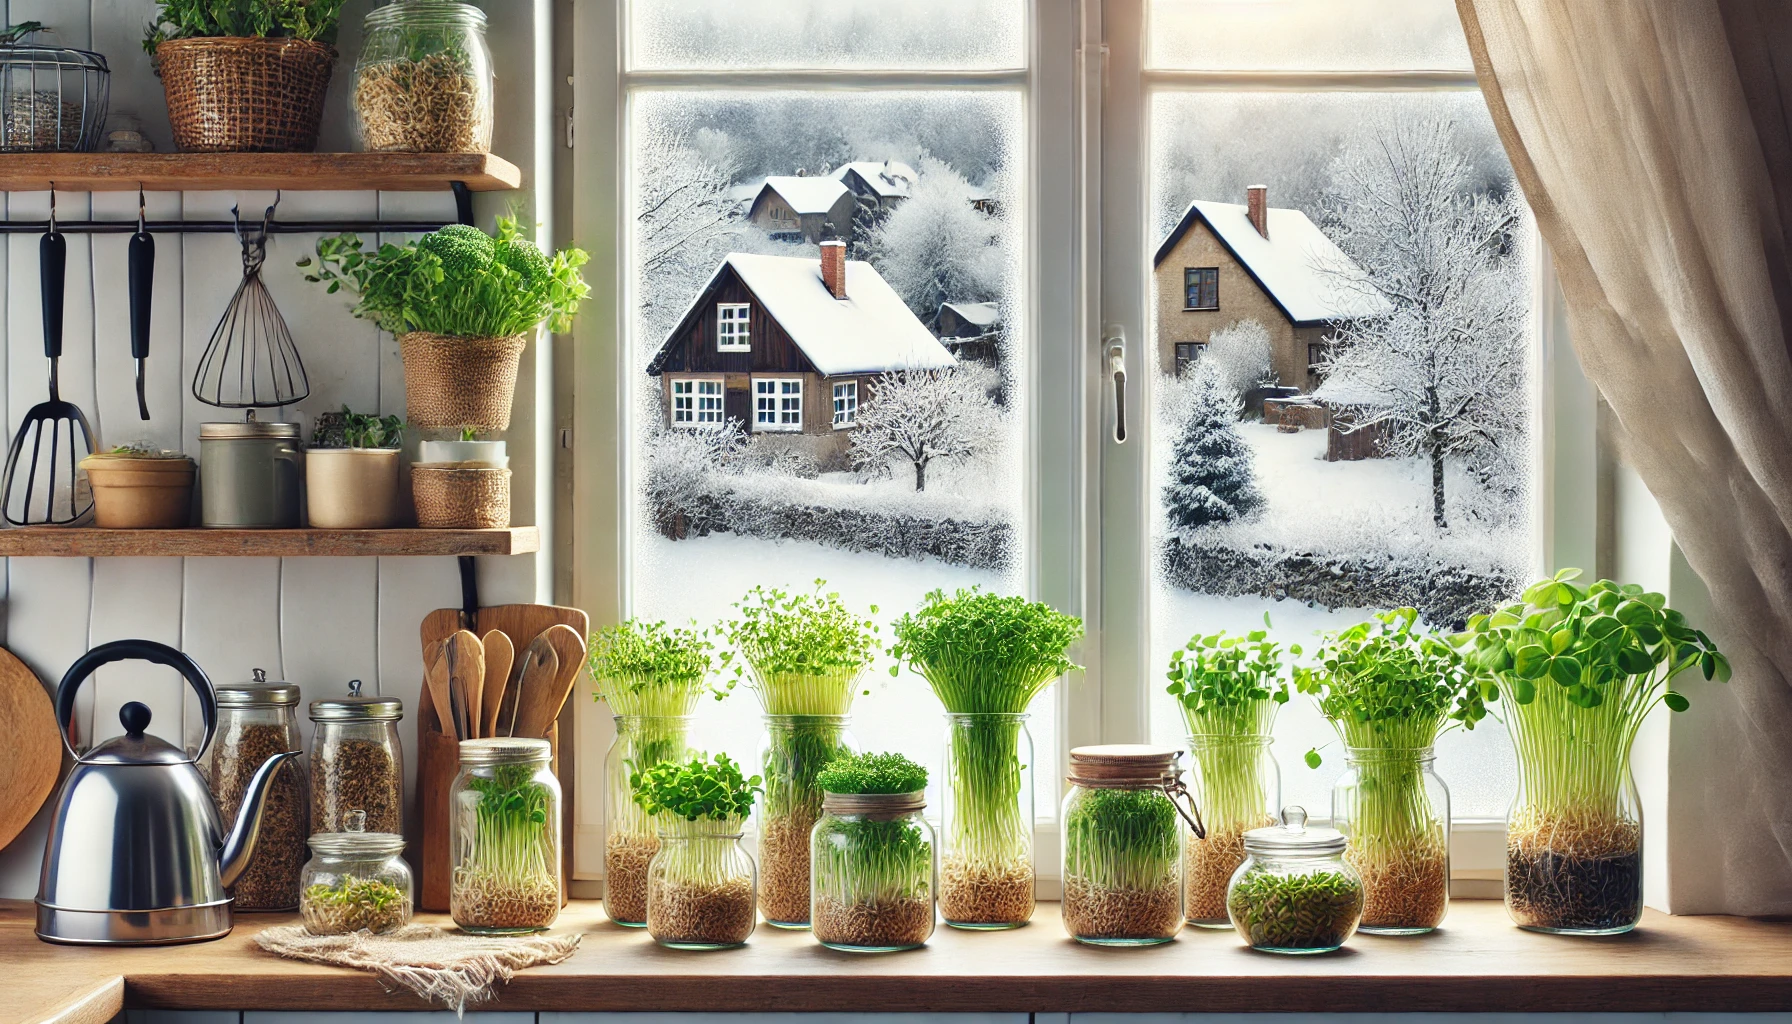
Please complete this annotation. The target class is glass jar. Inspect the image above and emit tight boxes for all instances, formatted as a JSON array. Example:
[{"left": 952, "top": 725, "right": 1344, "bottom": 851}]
[
  {"left": 205, "top": 673, "right": 309, "bottom": 910},
  {"left": 756, "top": 714, "right": 857, "bottom": 928},
  {"left": 1060, "top": 745, "right": 1201, "bottom": 946},
  {"left": 1506, "top": 755, "right": 1643, "bottom": 935},
  {"left": 1333, "top": 745, "right": 1450, "bottom": 935},
  {"left": 1227, "top": 805, "right": 1365, "bottom": 954},
  {"left": 646, "top": 815, "right": 757, "bottom": 950},
  {"left": 451, "top": 737, "right": 562, "bottom": 934},
  {"left": 309, "top": 682, "right": 405, "bottom": 835},
  {"left": 940, "top": 712, "right": 1033, "bottom": 929},
  {"left": 603, "top": 714, "right": 692, "bottom": 927},
  {"left": 1184, "top": 733, "right": 1278, "bottom": 927},
  {"left": 812, "top": 790, "right": 937, "bottom": 952},
  {"left": 354, "top": 0, "right": 494, "bottom": 153},
  {"left": 299, "top": 816, "right": 414, "bottom": 935}
]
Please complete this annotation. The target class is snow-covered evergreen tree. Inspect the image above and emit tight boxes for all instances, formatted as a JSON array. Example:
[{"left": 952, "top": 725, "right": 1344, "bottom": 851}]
[
  {"left": 850, "top": 367, "right": 991, "bottom": 492},
  {"left": 865, "top": 157, "right": 1005, "bottom": 323},
  {"left": 1162, "top": 365, "right": 1263, "bottom": 530}
]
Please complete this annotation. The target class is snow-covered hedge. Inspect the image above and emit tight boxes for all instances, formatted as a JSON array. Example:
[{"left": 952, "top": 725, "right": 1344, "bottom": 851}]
[{"left": 656, "top": 490, "right": 1013, "bottom": 571}]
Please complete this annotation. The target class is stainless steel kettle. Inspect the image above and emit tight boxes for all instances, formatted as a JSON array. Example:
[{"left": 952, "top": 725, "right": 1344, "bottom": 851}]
[{"left": 35, "top": 639, "right": 301, "bottom": 945}]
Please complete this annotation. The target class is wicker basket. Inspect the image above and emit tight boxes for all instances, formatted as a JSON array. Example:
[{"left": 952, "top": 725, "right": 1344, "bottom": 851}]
[
  {"left": 412, "top": 466, "right": 510, "bottom": 529},
  {"left": 154, "top": 37, "right": 336, "bottom": 153},
  {"left": 399, "top": 332, "right": 528, "bottom": 431}
]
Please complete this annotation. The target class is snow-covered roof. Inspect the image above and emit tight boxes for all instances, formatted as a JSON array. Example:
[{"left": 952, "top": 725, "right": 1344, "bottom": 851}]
[
  {"left": 1153, "top": 200, "right": 1392, "bottom": 326},
  {"left": 1314, "top": 377, "right": 1397, "bottom": 408},
  {"left": 833, "top": 161, "right": 918, "bottom": 199},
  {"left": 941, "top": 301, "right": 1000, "bottom": 327},
  {"left": 755, "top": 176, "right": 851, "bottom": 215},
  {"left": 655, "top": 253, "right": 956, "bottom": 377}
]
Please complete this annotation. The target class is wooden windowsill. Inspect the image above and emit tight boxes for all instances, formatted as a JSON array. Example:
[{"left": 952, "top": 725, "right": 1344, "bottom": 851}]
[{"left": 6, "top": 897, "right": 1792, "bottom": 1024}]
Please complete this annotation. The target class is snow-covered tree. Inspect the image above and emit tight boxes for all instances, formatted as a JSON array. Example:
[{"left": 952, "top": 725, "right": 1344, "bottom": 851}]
[
  {"left": 1203, "top": 319, "right": 1276, "bottom": 397},
  {"left": 638, "top": 130, "right": 742, "bottom": 342},
  {"left": 1162, "top": 364, "right": 1263, "bottom": 531},
  {"left": 864, "top": 157, "right": 1005, "bottom": 322},
  {"left": 1314, "top": 111, "right": 1528, "bottom": 529},
  {"left": 850, "top": 367, "right": 992, "bottom": 492}
]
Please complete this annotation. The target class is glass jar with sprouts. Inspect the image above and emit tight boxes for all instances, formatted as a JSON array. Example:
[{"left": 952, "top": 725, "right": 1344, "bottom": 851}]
[
  {"left": 354, "top": 1, "right": 494, "bottom": 153},
  {"left": 591, "top": 619, "right": 728, "bottom": 928},
  {"left": 1060, "top": 745, "right": 1204, "bottom": 946},
  {"left": 1297, "top": 608, "right": 1482, "bottom": 935},
  {"left": 892, "top": 588, "right": 1082, "bottom": 930},
  {"left": 1166, "top": 624, "right": 1290, "bottom": 927},
  {"left": 722, "top": 582, "right": 879, "bottom": 929},
  {"left": 299, "top": 812, "right": 413, "bottom": 935},
  {"left": 811, "top": 753, "right": 937, "bottom": 952},
  {"left": 636, "top": 754, "right": 761, "bottom": 950},
  {"left": 1227, "top": 805, "right": 1364, "bottom": 954},
  {"left": 450, "top": 738, "right": 561, "bottom": 934}
]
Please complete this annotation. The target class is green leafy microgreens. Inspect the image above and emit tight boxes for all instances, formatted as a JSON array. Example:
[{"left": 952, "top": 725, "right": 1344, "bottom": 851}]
[
  {"left": 340, "top": 407, "right": 404, "bottom": 449},
  {"left": 631, "top": 753, "right": 762, "bottom": 823},
  {"left": 721, "top": 580, "right": 881, "bottom": 715},
  {"left": 816, "top": 752, "right": 929, "bottom": 795},
  {"left": 588, "top": 618, "right": 731, "bottom": 717},
  {"left": 143, "top": 0, "right": 347, "bottom": 51},
  {"left": 1167, "top": 613, "right": 1296, "bottom": 738},
  {"left": 889, "top": 587, "right": 1082, "bottom": 714}
]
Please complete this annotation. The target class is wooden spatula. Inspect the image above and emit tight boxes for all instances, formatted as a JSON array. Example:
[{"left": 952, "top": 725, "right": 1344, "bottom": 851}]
[
  {"left": 505, "top": 635, "right": 558, "bottom": 738},
  {"left": 447, "top": 630, "right": 484, "bottom": 741},
  {"left": 479, "top": 629, "right": 514, "bottom": 740},
  {"left": 424, "top": 639, "right": 455, "bottom": 739},
  {"left": 515, "top": 624, "right": 585, "bottom": 739}
]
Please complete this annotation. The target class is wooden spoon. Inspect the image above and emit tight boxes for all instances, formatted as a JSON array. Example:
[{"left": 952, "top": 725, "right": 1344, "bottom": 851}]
[
  {"left": 505, "top": 635, "right": 558, "bottom": 738},
  {"left": 446, "top": 630, "right": 484, "bottom": 741},
  {"left": 424, "top": 639, "right": 455, "bottom": 739},
  {"left": 525, "top": 624, "right": 587, "bottom": 739},
  {"left": 479, "top": 630, "right": 514, "bottom": 740}
]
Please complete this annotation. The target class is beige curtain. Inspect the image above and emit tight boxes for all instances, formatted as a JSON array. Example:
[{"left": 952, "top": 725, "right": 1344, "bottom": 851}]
[{"left": 1457, "top": 0, "right": 1792, "bottom": 915}]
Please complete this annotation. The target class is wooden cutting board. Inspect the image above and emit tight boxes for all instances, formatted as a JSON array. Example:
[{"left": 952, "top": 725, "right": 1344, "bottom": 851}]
[{"left": 0, "top": 646, "right": 60, "bottom": 851}]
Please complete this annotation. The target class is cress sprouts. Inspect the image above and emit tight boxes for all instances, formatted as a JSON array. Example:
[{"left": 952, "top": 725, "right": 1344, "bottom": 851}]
[
  {"left": 451, "top": 758, "right": 559, "bottom": 932},
  {"left": 724, "top": 581, "right": 881, "bottom": 716},
  {"left": 631, "top": 753, "right": 761, "bottom": 825},
  {"left": 590, "top": 619, "right": 730, "bottom": 718},
  {"left": 301, "top": 875, "right": 411, "bottom": 935},
  {"left": 1061, "top": 787, "right": 1184, "bottom": 943},
  {"left": 635, "top": 755, "right": 761, "bottom": 948},
  {"left": 817, "top": 751, "right": 928, "bottom": 795},
  {"left": 812, "top": 753, "right": 936, "bottom": 951}
]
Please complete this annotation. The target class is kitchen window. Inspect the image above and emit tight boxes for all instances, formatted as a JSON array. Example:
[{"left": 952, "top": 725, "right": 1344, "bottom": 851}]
[
  {"left": 716, "top": 302, "right": 751, "bottom": 351},
  {"left": 832, "top": 380, "right": 858, "bottom": 427},
  {"left": 754, "top": 378, "right": 803, "bottom": 431},
  {"left": 1183, "top": 266, "right": 1218, "bottom": 309}
]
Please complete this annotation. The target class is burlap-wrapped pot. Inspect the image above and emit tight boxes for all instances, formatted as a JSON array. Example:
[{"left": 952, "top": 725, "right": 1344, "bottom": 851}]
[
  {"left": 412, "top": 466, "right": 510, "bottom": 529},
  {"left": 400, "top": 332, "right": 528, "bottom": 431},
  {"left": 153, "top": 38, "right": 336, "bottom": 153}
]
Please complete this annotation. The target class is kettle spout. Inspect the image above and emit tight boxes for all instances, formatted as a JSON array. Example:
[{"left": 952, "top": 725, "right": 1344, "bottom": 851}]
[{"left": 218, "top": 750, "right": 302, "bottom": 889}]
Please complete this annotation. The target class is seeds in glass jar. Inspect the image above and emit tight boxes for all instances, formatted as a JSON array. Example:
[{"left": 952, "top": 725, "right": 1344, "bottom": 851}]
[
  {"left": 814, "top": 896, "right": 932, "bottom": 949},
  {"left": 940, "top": 857, "right": 1034, "bottom": 926},
  {"left": 1505, "top": 816, "right": 1641, "bottom": 932},
  {"left": 355, "top": 54, "right": 489, "bottom": 153},
  {"left": 1350, "top": 835, "right": 1448, "bottom": 932},
  {"left": 301, "top": 876, "right": 412, "bottom": 935},
  {"left": 758, "top": 811, "right": 817, "bottom": 925},
  {"left": 1184, "top": 820, "right": 1265, "bottom": 925},
  {"left": 1062, "top": 877, "right": 1181, "bottom": 942},
  {"left": 648, "top": 875, "right": 755, "bottom": 947},
  {"left": 451, "top": 868, "right": 561, "bottom": 932},
  {"left": 312, "top": 738, "right": 401, "bottom": 835},
  {"left": 604, "top": 831, "right": 658, "bottom": 926},
  {"left": 209, "top": 723, "right": 307, "bottom": 910},
  {"left": 1227, "top": 870, "right": 1363, "bottom": 951}
]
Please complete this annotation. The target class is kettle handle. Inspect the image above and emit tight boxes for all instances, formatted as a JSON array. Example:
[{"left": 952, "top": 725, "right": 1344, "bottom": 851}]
[{"left": 55, "top": 639, "right": 217, "bottom": 759}]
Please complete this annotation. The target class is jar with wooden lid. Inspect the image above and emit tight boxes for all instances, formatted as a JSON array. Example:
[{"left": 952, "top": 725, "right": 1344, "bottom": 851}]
[
  {"left": 811, "top": 788, "right": 936, "bottom": 952},
  {"left": 299, "top": 812, "right": 414, "bottom": 935},
  {"left": 309, "top": 681, "right": 405, "bottom": 835},
  {"left": 1060, "top": 744, "right": 1204, "bottom": 946},
  {"left": 1227, "top": 805, "right": 1364, "bottom": 954},
  {"left": 205, "top": 671, "right": 309, "bottom": 910}
]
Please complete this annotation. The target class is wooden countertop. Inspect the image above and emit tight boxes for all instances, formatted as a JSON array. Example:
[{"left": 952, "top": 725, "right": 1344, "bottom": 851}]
[{"left": 8, "top": 897, "right": 1792, "bottom": 1022}]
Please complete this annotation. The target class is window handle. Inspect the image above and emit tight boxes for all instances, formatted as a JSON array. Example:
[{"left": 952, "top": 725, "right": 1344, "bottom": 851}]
[{"left": 1105, "top": 325, "right": 1127, "bottom": 444}]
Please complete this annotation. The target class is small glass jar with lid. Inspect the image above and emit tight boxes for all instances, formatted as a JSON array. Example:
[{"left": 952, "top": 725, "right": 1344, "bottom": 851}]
[
  {"left": 1060, "top": 745, "right": 1203, "bottom": 946},
  {"left": 1227, "top": 805, "right": 1365, "bottom": 954},
  {"left": 309, "top": 680, "right": 404, "bottom": 835},
  {"left": 812, "top": 789, "right": 936, "bottom": 952},
  {"left": 451, "top": 737, "right": 562, "bottom": 934},
  {"left": 205, "top": 671, "right": 309, "bottom": 910},
  {"left": 299, "top": 811, "right": 414, "bottom": 935},
  {"left": 354, "top": 0, "right": 494, "bottom": 153}
]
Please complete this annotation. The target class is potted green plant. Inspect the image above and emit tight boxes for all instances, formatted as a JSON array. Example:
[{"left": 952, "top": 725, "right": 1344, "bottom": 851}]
[
  {"left": 1456, "top": 569, "right": 1729, "bottom": 935},
  {"left": 144, "top": 0, "right": 345, "bottom": 152},
  {"left": 78, "top": 443, "right": 194, "bottom": 529},
  {"left": 890, "top": 587, "right": 1081, "bottom": 929},
  {"left": 418, "top": 427, "right": 507, "bottom": 468},
  {"left": 589, "top": 619, "right": 731, "bottom": 928},
  {"left": 1296, "top": 608, "right": 1483, "bottom": 935},
  {"left": 811, "top": 752, "right": 936, "bottom": 952},
  {"left": 1165, "top": 621, "right": 1293, "bottom": 927},
  {"left": 720, "top": 581, "right": 881, "bottom": 928},
  {"left": 306, "top": 407, "right": 403, "bottom": 529},
  {"left": 632, "top": 753, "right": 761, "bottom": 950}
]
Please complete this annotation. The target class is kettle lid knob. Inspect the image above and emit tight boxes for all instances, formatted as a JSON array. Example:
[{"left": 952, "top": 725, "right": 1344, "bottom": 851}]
[{"left": 119, "top": 701, "right": 152, "bottom": 737}]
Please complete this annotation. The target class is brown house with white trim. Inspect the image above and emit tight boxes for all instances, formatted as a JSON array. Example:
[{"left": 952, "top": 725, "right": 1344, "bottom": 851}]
[{"left": 745, "top": 176, "right": 858, "bottom": 244}]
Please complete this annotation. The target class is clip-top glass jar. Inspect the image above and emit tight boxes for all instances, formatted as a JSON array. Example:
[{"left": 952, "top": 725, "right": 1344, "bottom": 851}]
[
  {"left": 1227, "top": 806, "right": 1365, "bottom": 954},
  {"left": 451, "top": 737, "right": 562, "bottom": 934},
  {"left": 206, "top": 672, "right": 309, "bottom": 910},
  {"left": 310, "top": 681, "right": 404, "bottom": 835},
  {"left": 812, "top": 788, "right": 937, "bottom": 952},
  {"left": 1333, "top": 745, "right": 1449, "bottom": 934},
  {"left": 604, "top": 714, "right": 691, "bottom": 927},
  {"left": 354, "top": 0, "right": 494, "bottom": 153},
  {"left": 299, "top": 812, "right": 414, "bottom": 935},
  {"left": 1060, "top": 744, "right": 1204, "bottom": 946}
]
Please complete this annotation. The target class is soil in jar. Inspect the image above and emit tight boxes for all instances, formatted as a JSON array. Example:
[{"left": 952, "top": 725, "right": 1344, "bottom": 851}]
[
  {"left": 759, "top": 811, "right": 818, "bottom": 926},
  {"left": 940, "top": 857, "right": 1034, "bottom": 927},
  {"left": 301, "top": 876, "right": 412, "bottom": 935},
  {"left": 1349, "top": 836, "right": 1448, "bottom": 932},
  {"left": 648, "top": 876, "right": 756, "bottom": 948},
  {"left": 355, "top": 54, "right": 488, "bottom": 153},
  {"left": 1062, "top": 876, "right": 1182, "bottom": 943},
  {"left": 604, "top": 831, "right": 657, "bottom": 926},
  {"left": 1505, "top": 817, "right": 1642, "bottom": 932},
  {"left": 312, "top": 738, "right": 402, "bottom": 835},
  {"left": 1184, "top": 819, "right": 1267, "bottom": 926},
  {"left": 814, "top": 895, "right": 934, "bottom": 950},
  {"left": 209, "top": 723, "right": 308, "bottom": 910},
  {"left": 1226, "top": 869, "right": 1363, "bottom": 952},
  {"left": 451, "top": 868, "right": 561, "bottom": 932}
]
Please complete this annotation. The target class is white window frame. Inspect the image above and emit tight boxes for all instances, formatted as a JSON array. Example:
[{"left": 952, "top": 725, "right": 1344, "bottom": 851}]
[
  {"left": 716, "top": 302, "right": 752, "bottom": 351},
  {"left": 669, "top": 376, "right": 724, "bottom": 428},
  {"left": 669, "top": 377, "right": 695, "bottom": 425},
  {"left": 754, "top": 377, "right": 804, "bottom": 432},
  {"left": 831, "top": 380, "right": 858, "bottom": 428}
]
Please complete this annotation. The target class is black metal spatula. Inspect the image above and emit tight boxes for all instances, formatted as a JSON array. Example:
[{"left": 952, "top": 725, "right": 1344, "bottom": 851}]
[
  {"left": 2, "top": 212, "right": 96, "bottom": 526},
  {"left": 129, "top": 197, "right": 153, "bottom": 420}
]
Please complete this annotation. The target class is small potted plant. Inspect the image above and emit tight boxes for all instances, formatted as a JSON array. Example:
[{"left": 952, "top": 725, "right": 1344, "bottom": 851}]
[
  {"left": 307, "top": 408, "right": 403, "bottom": 529},
  {"left": 79, "top": 442, "right": 194, "bottom": 529},
  {"left": 1456, "top": 569, "right": 1729, "bottom": 935},
  {"left": 144, "top": 0, "right": 345, "bottom": 152},
  {"left": 890, "top": 587, "right": 1082, "bottom": 929},
  {"left": 633, "top": 753, "right": 761, "bottom": 950},
  {"left": 811, "top": 752, "right": 937, "bottom": 952},
  {"left": 418, "top": 426, "right": 507, "bottom": 468}
]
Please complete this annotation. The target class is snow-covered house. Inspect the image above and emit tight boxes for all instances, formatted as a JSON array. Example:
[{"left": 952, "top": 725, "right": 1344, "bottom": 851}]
[
  {"left": 833, "top": 160, "right": 918, "bottom": 213},
  {"left": 936, "top": 300, "right": 1002, "bottom": 365},
  {"left": 1153, "top": 185, "right": 1390, "bottom": 390},
  {"left": 746, "top": 176, "right": 856, "bottom": 243},
  {"left": 647, "top": 242, "right": 957, "bottom": 466}
]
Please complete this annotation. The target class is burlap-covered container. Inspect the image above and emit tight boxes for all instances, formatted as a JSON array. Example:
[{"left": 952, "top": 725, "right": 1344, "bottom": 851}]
[
  {"left": 154, "top": 38, "right": 336, "bottom": 153},
  {"left": 400, "top": 332, "right": 528, "bottom": 431},
  {"left": 412, "top": 466, "right": 510, "bottom": 529}
]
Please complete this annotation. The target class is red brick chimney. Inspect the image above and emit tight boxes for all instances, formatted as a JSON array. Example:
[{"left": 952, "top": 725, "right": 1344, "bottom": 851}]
[
  {"left": 820, "top": 240, "right": 847, "bottom": 299},
  {"left": 1246, "top": 185, "right": 1268, "bottom": 239}
]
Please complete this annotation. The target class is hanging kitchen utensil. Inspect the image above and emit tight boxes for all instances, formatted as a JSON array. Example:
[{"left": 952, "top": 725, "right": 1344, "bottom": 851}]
[
  {"left": 3, "top": 190, "right": 95, "bottom": 526},
  {"left": 128, "top": 187, "right": 153, "bottom": 420},
  {"left": 192, "top": 194, "right": 310, "bottom": 410}
]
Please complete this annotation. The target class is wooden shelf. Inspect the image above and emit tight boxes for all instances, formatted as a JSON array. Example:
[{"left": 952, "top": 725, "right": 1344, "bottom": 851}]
[
  {"left": 0, "top": 152, "right": 521, "bottom": 193},
  {"left": 0, "top": 526, "right": 537, "bottom": 558}
]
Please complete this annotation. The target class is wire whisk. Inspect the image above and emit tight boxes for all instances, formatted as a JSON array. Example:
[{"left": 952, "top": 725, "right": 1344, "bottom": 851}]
[{"left": 192, "top": 195, "right": 310, "bottom": 410}]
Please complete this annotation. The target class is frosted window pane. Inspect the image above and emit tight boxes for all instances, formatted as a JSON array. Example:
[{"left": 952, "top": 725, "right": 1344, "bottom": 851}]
[
  {"left": 1148, "top": 0, "right": 1473, "bottom": 71},
  {"left": 1146, "top": 91, "right": 1533, "bottom": 818},
  {"left": 631, "top": 0, "right": 1026, "bottom": 71}
]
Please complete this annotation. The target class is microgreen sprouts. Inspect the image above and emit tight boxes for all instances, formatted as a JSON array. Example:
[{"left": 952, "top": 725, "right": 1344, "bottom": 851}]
[
  {"left": 812, "top": 752, "right": 935, "bottom": 949},
  {"left": 1064, "top": 788, "right": 1181, "bottom": 894},
  {"left": 589, "top": 619, "right": 729, "bottom": 719},
  {"left": 631, "top": 753, "right": 761, "bottom": 825},
  {"left": 452, "top": 758, "right": 558, "bottom": 932},
  {"left": 817, "top": 751, "right": 928, "bottom": 795},
  {"left": 723, "top": 581, "right": 881, "bottom": 715}
]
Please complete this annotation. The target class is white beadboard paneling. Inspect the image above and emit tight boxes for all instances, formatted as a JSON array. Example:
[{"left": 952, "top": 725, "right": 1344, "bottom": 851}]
[
  {"left": 87, "top": 557, "right": 186, "bottom": 746},
  {"left": 181, "top": 555, "right": 283, "bottom": 699},
  {"left": 279, "top": 555, "right": 378, "bottom": 751},
  {"left": 261, "top": 190, "right": 381, "bottom": 432},
  {"left": 92, "top": 0, "right": 176, "bottom": 152},
  {"left": 375, "top": 553, "right": 461, "bottom": 849}
]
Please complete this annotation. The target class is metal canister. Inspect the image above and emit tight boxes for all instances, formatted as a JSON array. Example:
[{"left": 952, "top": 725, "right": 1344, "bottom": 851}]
[{"left": 199, "top": 419, "right": 302, "bottom": 528}]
